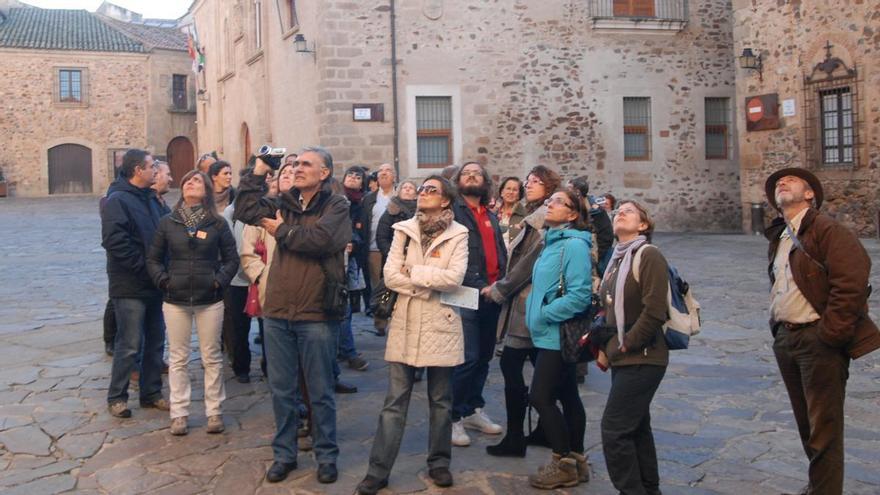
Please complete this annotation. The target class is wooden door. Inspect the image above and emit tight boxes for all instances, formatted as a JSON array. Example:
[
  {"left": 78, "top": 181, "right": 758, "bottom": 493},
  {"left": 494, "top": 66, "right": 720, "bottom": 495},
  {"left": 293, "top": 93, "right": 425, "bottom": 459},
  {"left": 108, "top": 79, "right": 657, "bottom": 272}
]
[
  {"left": 166, "top": 136, "right": 195, "bottom": 188},
  {"left": 48, "top": 144, "right": 92, "bottom": 194}
]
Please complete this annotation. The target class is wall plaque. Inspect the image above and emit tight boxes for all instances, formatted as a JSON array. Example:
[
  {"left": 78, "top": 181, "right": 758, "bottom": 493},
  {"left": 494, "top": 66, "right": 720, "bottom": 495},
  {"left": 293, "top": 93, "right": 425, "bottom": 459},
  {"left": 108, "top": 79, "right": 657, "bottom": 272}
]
[
  {"left": 352, "top": 103, "right": 384, "bottom": 122},
  {"left": 745, "top": 93, "right": 780, "bottom": 132}
]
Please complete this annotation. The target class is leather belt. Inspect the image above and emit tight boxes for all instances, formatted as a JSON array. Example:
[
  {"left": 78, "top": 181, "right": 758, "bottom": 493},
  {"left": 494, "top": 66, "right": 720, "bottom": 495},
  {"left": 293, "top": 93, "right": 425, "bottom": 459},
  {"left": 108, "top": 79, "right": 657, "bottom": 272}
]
[{"left": 780, "top": 321, "right": 817, "bottom": 331}]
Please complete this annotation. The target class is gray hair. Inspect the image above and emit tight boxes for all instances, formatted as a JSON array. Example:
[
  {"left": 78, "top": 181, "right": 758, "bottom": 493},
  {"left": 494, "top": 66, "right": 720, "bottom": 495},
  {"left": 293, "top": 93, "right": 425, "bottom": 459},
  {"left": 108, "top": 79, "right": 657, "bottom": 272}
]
[{"left": 299, "top": 146, "right": 334, "bottom": 175}]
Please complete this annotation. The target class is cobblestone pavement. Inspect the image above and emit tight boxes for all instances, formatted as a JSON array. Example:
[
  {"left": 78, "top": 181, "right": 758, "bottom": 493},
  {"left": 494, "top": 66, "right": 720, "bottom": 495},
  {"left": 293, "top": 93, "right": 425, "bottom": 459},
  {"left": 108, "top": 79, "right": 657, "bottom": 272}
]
[{"left": 0, "top": 196, "right": 879, "bottom": 495}]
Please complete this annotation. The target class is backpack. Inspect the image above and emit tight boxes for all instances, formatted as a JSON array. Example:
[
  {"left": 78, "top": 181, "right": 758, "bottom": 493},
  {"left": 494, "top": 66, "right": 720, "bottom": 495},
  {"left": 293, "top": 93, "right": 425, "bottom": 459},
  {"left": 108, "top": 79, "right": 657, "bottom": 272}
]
[{"left": 632, "top": 245, "right": 701, "bottom": 350}]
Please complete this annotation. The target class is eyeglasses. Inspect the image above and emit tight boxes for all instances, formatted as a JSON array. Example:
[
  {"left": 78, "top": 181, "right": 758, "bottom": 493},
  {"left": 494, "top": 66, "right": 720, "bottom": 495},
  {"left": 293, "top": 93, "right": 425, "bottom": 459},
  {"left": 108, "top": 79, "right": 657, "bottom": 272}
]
[
  {"left": 417, "top": 185, "right": 441, "bottom": 195},
  {"left": 544, "top": 197, "right": 573, "bottom": 209},
  {"left": 526, "top": 177, "right": 545, "bottom": 186},
  {"left": 612, "top": 207, "right": 640, "bottom": 217}
]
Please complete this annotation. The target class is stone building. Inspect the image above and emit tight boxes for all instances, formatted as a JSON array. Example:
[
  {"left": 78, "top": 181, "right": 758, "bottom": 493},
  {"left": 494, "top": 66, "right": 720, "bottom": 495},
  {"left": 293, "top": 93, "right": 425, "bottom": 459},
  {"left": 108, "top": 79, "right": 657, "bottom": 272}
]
[
  {"left": 0, "top": 3, "right": 197, "bottom": 196},
  {"left": 190, "top": 0, "right": 741, "bottom": 231},
  {"left": 733, "top": 0, "right": 880, "bottom": 236}
]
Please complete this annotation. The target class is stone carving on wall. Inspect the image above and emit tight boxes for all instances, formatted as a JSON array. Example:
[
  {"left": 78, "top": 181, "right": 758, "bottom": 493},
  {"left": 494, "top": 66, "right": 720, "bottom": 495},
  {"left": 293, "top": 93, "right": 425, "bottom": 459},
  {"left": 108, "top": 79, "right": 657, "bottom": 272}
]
[{"left": 423, "top": 0, "right": 442, "bottom": 20}]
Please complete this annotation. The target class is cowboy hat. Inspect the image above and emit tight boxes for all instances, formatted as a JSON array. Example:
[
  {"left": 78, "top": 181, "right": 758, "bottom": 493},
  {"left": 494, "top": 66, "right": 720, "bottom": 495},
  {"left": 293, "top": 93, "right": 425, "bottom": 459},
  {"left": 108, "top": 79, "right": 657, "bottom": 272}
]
[{"left": 764, "top": 167, "right": 824, "bottom": 211}]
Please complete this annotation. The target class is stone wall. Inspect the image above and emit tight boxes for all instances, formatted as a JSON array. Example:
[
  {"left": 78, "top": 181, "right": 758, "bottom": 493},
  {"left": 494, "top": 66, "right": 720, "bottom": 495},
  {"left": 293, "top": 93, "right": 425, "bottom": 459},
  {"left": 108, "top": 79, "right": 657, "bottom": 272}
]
[
  {"left": 733, "top": 0, "right": 880, "bottom": 236},
  {"left": 0, "top": 49, "right": 148, "bottom": 196},
  {"left": 146, "top": 50, "right": 198, "bottom": 164}
]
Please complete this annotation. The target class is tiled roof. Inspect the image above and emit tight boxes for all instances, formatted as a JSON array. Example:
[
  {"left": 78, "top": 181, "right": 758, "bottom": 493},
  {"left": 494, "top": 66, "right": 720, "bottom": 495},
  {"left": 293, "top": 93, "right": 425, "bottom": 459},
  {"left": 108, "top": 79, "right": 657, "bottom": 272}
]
[
  {"left": 100, "top": 16, "right": 187, "bottom": 52},
  {"left": 0, "top": 8, "right": 148, "bottom": 53}
]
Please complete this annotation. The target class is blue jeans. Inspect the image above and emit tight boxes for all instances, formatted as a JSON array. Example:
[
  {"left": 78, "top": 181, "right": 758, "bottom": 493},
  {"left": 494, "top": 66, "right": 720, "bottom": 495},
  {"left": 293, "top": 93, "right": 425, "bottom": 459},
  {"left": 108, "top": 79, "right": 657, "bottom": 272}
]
[
  {"left": 451, "top": 300, "right": 501, "bottom": 420},
  {"left": 367, "top": 363, "right": 453, "bottom": 480},
  {"left": 333, "top": 304, "right": 356, "bottom": 380},
  {"left": 264, "top": 318, "right": 339, "bottom": 464},
  {"left": 108, "top": 297, "right": 165, "bottom": 405}
]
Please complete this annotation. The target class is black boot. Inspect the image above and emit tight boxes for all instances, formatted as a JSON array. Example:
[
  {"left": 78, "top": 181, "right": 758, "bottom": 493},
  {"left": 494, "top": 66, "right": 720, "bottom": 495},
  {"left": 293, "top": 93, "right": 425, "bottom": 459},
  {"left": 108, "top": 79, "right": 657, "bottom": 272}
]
[
  {"left": 486, "top": 386, "right": 528, "bottom": 457},
  {"left": 526, "top": 416, "right": 552, "bottom": 448}
]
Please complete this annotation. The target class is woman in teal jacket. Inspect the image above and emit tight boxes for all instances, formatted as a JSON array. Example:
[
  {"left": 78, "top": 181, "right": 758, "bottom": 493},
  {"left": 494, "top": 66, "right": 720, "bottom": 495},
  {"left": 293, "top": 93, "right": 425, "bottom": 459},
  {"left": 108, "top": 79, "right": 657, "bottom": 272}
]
[{"left": 525, "top": 188, "right": 593, "bottom": 490}]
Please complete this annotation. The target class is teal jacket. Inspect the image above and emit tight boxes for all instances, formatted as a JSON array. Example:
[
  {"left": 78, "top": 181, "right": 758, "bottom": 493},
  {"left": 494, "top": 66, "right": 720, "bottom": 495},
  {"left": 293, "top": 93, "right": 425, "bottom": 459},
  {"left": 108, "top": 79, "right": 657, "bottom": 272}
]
[{"left": 525, "top": 227, "right": 593, "bottom": 351}]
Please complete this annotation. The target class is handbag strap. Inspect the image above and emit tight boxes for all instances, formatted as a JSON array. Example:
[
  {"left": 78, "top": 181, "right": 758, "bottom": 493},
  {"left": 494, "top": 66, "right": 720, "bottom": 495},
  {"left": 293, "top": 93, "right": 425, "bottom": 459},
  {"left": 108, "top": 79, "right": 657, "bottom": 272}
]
[
  {"left": 784, "top": 222, "right": 825, "bottom": 272},
  {"left": 556, "top": 244, "right": 566, "bottom": 296}
]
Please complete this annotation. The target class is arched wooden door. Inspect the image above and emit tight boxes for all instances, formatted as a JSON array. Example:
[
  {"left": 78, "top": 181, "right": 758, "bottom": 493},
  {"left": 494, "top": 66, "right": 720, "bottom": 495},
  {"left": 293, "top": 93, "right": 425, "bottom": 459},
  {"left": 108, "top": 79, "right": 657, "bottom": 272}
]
[
  {"left": 48, "top": 144, "right": 92, "bottom": 194},
  {"left": 166, "top": 136, "right": 195, "bottom": 188}
]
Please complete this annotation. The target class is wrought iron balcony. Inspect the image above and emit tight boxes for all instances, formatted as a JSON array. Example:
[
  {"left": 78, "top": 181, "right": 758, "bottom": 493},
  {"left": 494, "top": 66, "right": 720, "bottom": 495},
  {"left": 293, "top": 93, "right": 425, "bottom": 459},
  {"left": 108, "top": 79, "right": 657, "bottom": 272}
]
[{"left": 587, "top": 0, "right": 689, "bottom": 31}]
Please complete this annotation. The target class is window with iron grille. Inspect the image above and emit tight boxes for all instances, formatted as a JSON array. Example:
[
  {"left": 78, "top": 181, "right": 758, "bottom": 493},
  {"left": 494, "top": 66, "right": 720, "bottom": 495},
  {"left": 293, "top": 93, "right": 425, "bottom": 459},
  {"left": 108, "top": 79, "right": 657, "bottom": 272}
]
[
  {"left": 172, "top": 74, "right": 187, "bottom": 110},
  {"left": 613, "top": 0, "right": 656, "bottom": 17},
  {"left": 705, "top": 97, "right": 730, "bottom": 159},
  {"left": 819, "top": 87, "right": 853, "bottom": 166},
  {"left": 59, "top": 69, "right": 82, "bottom": 103},
  {"left": 623, "top": 97, "right": 651, "bottom": 161},
  {"left": 416, "top": 96, "right": 453, "bottom": 168}
]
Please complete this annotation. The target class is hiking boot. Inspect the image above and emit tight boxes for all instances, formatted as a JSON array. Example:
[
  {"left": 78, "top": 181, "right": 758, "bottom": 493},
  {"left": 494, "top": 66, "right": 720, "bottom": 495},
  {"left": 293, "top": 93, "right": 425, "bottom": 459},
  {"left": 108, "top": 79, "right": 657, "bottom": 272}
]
[
  {"left": 528, "top": 454, "right": 579, "bottom": 490},
  {"left": 170, "top": 416, "right": 188, "bottom": 435},
  {"left": 486, "top": 431, "right": 526, "bottom": 457},
  {"left": 108, "top": 401, "right": 131, "bottom": 418},
  {"left": 451, "top": 420, "right": 471, "bottom": 447},
  {"left": 569, "top": 451, "right": 590, "bottom": 482},
  {"left": 140, "top": 398, "right": 170, "bottom": 411},
  {"left": 462, "top": 408, "right": 502, "bottom": 434},
  {"left": 347, "top": 355, "right": 369, "bottom": 371},
  {"left": 206, "top": 415, "right": 225, "bottom": 434}
]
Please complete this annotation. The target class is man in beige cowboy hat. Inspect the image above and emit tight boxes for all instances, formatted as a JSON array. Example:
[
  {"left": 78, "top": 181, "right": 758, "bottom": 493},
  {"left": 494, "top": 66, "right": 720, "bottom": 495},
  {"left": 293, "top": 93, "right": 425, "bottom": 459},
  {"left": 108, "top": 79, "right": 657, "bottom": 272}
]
[{"left": 764, "top": 167, "right": 880, "bottom": 495}]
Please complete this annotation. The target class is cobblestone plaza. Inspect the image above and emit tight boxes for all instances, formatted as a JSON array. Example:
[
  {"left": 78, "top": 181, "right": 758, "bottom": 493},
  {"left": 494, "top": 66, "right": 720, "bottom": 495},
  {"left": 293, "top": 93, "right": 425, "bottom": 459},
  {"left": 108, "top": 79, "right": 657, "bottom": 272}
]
[{"left": 0, "top": 196, "right": 878, "bottom": 494}]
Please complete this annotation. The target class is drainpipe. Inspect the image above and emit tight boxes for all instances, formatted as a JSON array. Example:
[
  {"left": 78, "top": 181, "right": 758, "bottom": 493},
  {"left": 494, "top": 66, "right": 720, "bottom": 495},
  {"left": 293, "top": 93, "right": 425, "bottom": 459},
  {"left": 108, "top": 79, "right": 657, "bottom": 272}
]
[{"left": 390, "top": 0, "right": 400, "bottom": 178}]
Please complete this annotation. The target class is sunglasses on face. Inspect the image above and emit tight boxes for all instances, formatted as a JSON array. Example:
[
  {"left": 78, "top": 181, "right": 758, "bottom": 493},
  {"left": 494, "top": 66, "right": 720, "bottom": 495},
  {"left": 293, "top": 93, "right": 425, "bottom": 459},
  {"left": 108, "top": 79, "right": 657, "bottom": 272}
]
[{"left": 417, "top": 185, "right": 441, "bottom": 195}]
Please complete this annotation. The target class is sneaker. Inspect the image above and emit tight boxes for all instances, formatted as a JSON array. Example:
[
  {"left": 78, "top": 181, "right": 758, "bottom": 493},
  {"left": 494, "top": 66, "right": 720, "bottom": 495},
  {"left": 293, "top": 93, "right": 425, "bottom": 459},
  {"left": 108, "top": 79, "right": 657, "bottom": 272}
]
[
  {"left": 170, "top": 416, "right": 188, "bottom": 435},
  {"left": 462, "top": 408, "right": 503, "bottom": 434},
  {"left": 108, "top": 401, "right": 131, "bottom": 418},
  {"left": 140, "top": 398, "right": 171, "bottom": 411},
  {"left": 206, "top": 415, "right": 225, "bottom": 434},
  {"left": 347, "top": 355, "right": 369, "bottom": 371},
  {"left": 528, "top": 454, "right": 579, "bottom": 489},
  {"left": 569, "top": 452, "right": 590, "bottom": 483},
  {"left": 451, "top": 421, "right": 471, "bottom": 447}
]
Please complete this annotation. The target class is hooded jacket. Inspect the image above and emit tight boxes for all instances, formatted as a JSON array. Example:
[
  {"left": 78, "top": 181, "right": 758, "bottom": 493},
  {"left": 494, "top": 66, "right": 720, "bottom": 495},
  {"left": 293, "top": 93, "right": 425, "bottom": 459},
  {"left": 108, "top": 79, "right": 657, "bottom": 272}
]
[
  {"left": 146, "top": 208, "right": 239, "bottom": 306},
  {"left": 383, "top": 217, "right": 469, "bottom": 367},
  {"left": 233, "top": 173, "right": 352, "bottom": 321},
  {"left": 101, "top": 179, "right": 164, "bottom": 298},
  {"left": 525, "top": 228, "right": 593, "bottom": 351},
  {"left": 765, "top": 208, "right": 880, "bottom": 358}
]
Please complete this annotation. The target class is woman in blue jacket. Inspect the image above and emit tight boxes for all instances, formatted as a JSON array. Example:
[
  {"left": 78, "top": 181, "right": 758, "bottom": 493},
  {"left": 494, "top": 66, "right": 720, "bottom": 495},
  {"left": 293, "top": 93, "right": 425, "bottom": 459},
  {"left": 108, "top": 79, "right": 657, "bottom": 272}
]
[{"left": 525, "top": 188, "right": 593, "bottom": 490}]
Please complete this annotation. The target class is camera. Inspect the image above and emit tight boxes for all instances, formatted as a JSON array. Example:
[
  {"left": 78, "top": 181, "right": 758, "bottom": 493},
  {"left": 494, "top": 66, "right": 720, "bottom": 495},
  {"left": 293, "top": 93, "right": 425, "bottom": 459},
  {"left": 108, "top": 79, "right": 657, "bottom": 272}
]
[{"left": 257, "top": 144, "right": 286, "bottom": 170}]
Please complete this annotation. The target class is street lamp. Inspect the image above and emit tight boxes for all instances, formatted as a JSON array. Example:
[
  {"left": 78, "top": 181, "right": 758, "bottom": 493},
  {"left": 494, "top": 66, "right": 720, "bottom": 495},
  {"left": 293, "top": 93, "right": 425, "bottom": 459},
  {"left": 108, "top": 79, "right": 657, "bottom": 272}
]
[
  {"left": 294, "top": 33, "right": 316, "bottom": 62},
  {"left": 739, "top": 48, "right": 763, "bottom": 81}
]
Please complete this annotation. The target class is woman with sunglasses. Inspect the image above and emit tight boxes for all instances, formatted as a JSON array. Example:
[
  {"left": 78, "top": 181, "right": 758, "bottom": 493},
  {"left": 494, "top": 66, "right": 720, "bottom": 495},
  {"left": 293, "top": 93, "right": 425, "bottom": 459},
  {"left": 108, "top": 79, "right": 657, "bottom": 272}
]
[
  {"left": 482, "top": 165, "right": 560, "bottom": 458},
  {"left": 146, "top": 170, "right": 239, "bottom": 435},
  {"left": 524, "top": 188, "right": 592, "bottom": 489},
  {"left": 356, "top": 176, "right": 469, "bottom": 495},
  {"left": 593, "top": 200, "right": 668, "bottom": 495}
]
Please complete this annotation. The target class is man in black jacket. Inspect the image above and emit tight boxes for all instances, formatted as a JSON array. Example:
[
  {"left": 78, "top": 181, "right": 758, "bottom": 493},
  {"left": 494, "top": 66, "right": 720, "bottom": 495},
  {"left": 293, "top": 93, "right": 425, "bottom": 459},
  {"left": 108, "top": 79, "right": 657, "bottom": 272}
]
[
  {"left": 450, "top": 162, "right": 508, "bottom": 447},
  {"left": 359, "top": 162, "right": 396, "bottom": 335},
  {"left": 234, "top": 146, "right": 351, "bottom": 485},
  {"left": 101, "top": 149, "right": 168, "bottom": 418}
]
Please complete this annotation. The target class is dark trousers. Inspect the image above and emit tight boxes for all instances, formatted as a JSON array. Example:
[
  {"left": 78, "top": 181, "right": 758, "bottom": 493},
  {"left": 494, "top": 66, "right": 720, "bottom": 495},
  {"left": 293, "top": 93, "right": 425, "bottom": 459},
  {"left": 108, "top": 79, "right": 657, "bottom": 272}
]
[
  {"left": 452, "top": 300, "right": 501, "bottom": 420},
  {"left": 107, "top": 297, "right": 165, "bottom": 404},
  {"left": 773, "top": 323, "right": 849, "bottom": 495},
  {"left": 222, "top": 285, "right": 251, "bottom": 376},
  {"left": 601, "top": 364, "right": 666, "bottom": 495},
  {"left": 528, "top": 349, "right": 585, "bottom": 455},
  {"left": 499, "top": 346, "right": 538, "bottom": 435},
  {"left": 367, "top": 364, "right": 453, "bottom": 480},
  {"left": 103, "top": 298, "right": 118, "bottom": 344}
]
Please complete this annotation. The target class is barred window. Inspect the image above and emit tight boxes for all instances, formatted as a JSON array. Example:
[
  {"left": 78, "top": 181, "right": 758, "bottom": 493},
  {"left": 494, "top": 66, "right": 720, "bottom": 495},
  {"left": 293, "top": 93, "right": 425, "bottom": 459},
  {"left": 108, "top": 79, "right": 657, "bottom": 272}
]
[
  {"left": 59, "top": 69, "right": 82, "bottom": 103},
  {"left": 705, "top": 97, "right": 730, "bottom": 159},
  {"left": 623, "top": 97, "right": 651, "bottom": 161},
  {"left": 172, "top": 74, "right": 187, "bottom": 110},
  {"left": 613, "top": 0, "right": 655, "bottom": 17},
  {"left": 416, "top": 96, "right": 453, "bottom": 168},
  {"left": 819, "top": 87, "right": 854, "bottom": 165}
]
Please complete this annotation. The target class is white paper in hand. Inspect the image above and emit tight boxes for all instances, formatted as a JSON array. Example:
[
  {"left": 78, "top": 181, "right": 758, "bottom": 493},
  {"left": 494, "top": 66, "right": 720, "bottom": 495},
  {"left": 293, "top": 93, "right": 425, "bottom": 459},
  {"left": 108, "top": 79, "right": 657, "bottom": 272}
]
[{"left": 440, "top": 286, "right": 480, "bottom": 310}]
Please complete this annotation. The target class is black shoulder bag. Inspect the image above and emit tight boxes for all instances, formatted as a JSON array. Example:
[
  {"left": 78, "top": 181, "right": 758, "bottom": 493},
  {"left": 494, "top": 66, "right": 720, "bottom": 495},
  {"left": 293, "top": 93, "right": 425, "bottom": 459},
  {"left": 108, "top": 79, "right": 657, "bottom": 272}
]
[
  {"left": 555, "top": 243, "right": 598, "bottom": 364},
  {"left": 370, "top": 235, "right": 411, "bottom": 319}
]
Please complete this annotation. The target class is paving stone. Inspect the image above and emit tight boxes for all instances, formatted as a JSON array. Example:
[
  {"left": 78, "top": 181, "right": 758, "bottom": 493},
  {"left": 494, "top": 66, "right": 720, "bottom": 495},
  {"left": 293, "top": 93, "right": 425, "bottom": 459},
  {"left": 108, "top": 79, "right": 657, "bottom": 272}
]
[
  {"left": 0, "top": 459, "right": 79, "bottom": 488},
  {"left": 2, "top": 474, "right": 76, "bottom": 495},
  {"left": 56, "top": 432, "right": 106, "bottom": 459},
  {"left": 33, "top": 411, "right": 92, "bottom": 439},
  {"left": 0, "top": 425, "right": 52, "bottom": 456}
]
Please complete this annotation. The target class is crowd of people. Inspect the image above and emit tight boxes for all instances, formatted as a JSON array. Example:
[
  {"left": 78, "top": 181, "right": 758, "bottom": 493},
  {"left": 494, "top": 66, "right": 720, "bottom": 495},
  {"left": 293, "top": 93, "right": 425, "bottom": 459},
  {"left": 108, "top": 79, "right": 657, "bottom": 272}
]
[{"left": 99, "top": 147, "right": 878, "bottom": 495}]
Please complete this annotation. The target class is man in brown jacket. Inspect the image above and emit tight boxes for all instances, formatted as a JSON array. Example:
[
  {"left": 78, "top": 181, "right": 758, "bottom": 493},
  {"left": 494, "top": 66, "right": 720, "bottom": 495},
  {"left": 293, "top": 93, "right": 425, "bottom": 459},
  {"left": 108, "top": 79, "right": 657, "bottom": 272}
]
[
  {"left": 234, "top": 147, "right": 352, "bottom": 485},
  {"left": 764, "top": 167, "right": 880, "bottom": 495}
]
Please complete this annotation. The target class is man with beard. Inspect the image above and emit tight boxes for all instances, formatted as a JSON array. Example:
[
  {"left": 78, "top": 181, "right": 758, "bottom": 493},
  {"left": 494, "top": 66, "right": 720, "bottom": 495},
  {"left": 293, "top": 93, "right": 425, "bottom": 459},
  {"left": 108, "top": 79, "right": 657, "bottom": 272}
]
[
  {"left": 449, "top": 161, "right": 507, "bottom": 447},
  {"left": 764, "top": 168, "right": 880, "bottom": 495}
]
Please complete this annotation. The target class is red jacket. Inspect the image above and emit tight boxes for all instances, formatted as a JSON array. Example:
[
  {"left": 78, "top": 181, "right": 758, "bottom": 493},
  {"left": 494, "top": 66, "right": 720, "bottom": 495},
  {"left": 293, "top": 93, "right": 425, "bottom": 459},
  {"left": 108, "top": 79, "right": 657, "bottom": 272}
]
[{"left": 765, "top": 208, "right": 880, "bottom": 359}]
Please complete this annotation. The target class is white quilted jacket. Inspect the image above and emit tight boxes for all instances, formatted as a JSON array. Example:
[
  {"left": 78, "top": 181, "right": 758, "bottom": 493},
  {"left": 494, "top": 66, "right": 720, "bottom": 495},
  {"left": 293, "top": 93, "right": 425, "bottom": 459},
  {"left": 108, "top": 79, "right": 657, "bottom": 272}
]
[{"left": 383, "top": 217, "right": 469, "bottom": 367}]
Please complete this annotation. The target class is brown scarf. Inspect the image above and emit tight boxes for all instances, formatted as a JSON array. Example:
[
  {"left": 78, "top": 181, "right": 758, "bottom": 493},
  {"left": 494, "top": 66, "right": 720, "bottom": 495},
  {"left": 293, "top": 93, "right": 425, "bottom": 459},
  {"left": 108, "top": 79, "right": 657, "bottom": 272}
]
[
  {"left": 214, "top": 187, "right": 231, "bottom": 213},
  {"left": 416, "top": 208, "right": 454, "bottom": 252}
]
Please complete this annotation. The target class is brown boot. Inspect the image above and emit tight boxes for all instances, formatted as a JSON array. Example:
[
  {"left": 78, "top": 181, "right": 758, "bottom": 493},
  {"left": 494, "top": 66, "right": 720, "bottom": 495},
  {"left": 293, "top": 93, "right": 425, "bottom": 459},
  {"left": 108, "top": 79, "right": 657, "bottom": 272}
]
[
  {"left": 528, "top": 453, "right": 578, "bottom": 490},
  {"left": 569, "top": 452, "right": 590, "bottom": 483}
]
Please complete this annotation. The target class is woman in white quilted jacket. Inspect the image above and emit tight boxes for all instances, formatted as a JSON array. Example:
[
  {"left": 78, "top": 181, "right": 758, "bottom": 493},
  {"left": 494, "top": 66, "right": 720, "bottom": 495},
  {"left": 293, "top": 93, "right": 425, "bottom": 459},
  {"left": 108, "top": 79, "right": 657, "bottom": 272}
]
[{"left": 356, "top": 175, "right": 469, "bottom": 495}]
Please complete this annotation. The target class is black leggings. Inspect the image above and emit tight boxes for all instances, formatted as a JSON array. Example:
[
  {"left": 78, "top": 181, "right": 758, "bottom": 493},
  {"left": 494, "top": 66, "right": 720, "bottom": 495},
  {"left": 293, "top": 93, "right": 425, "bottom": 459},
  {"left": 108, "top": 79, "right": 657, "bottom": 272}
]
[
  {"left": 529, "top": 349, "right": 586, "bottom": 455},
  {"left": 499, "top": 346, "right": 538, "bottom": 391}
]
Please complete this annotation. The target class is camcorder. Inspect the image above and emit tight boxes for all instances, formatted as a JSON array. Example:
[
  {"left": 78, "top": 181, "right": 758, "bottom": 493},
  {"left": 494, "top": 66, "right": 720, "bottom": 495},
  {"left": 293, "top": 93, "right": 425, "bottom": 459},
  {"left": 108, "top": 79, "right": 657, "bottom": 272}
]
[{"left": 257, "top": 144, "right": 287, "bottom": 170}]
